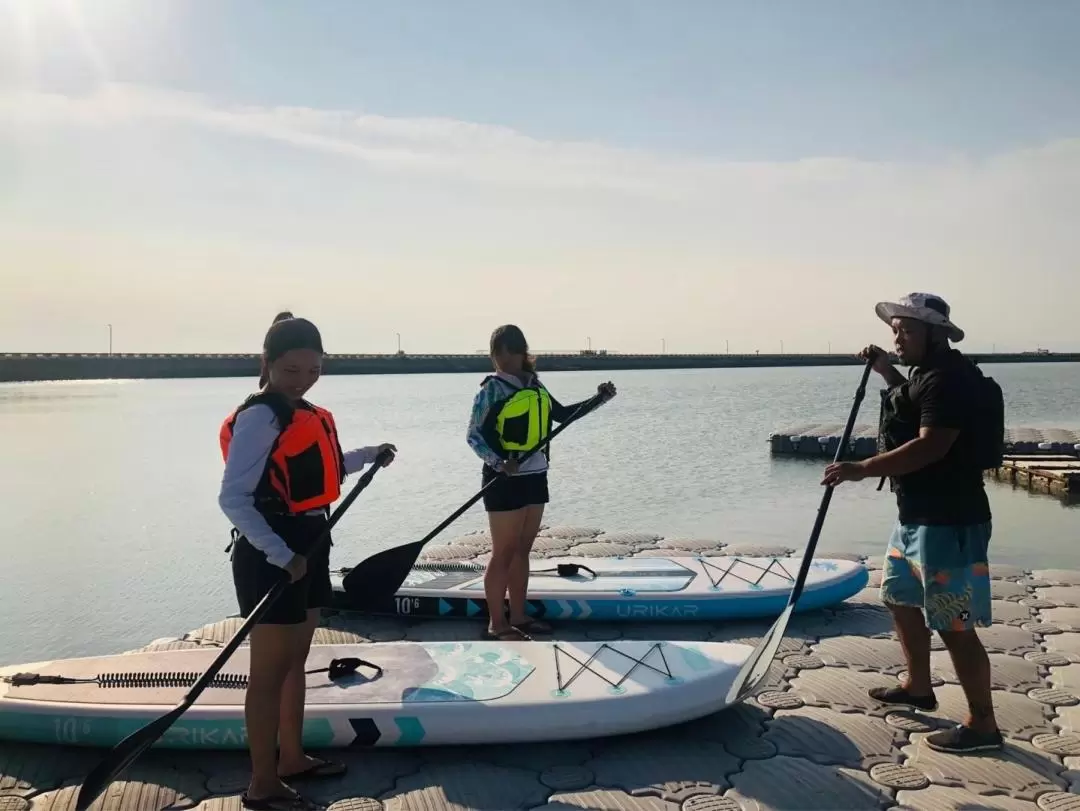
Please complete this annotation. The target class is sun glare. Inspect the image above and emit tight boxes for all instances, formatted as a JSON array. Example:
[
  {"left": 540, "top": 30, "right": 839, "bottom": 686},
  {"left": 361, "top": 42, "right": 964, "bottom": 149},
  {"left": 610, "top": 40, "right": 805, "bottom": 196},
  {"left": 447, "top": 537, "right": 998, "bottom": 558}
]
[{"left": 3, "top": 0, "right": 123, "bottom": 86}]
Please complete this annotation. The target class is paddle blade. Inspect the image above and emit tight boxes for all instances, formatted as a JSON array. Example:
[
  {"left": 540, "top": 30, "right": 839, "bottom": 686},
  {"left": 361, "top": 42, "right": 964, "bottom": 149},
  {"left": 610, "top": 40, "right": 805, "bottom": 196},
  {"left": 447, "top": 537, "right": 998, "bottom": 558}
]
[
  {"left": 75, "top": 704, "right": 187, "bottom": 810},
  {"left": 724, "top": 603, "right": 794, "bottom": 707},
  {"left": 340, "top": 539, "right": 425, "bottom": 604}
]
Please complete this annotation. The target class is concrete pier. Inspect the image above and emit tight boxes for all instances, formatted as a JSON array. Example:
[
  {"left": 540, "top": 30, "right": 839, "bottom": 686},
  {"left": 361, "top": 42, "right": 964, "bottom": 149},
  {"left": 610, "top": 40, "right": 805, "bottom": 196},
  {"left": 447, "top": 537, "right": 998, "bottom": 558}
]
[
  {"left": 3, "top": 351, "right": 1079, "bottom": 383},
  {"left": 3, "top": 527, "right": 1079, "bottom": 810}
]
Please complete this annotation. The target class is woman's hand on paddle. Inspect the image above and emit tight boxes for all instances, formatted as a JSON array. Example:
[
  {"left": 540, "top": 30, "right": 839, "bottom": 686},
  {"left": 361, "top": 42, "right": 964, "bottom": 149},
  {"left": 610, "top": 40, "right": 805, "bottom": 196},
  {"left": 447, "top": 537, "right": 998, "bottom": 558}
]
[
  {"left": 821, "top": 461, "right": 868, "bottom": 487},
  {"left": 284, "top": 554, "right": 307, "bottom": 583},
  {"left": 499, "top": 459, "right": 520, "bottom": 475},
  {"left": 375, "top": 443, "right": 397, "bottom": 466},
  {"left": 597, "top": 381, "right": 617, "bottom": 400}
]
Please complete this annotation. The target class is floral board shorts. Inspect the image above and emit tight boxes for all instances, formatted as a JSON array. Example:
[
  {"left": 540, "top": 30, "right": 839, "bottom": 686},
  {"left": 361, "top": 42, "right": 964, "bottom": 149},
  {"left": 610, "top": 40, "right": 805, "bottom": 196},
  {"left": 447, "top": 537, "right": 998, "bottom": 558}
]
[{"left": 880, "top": 521, "right": 993, "bottom": 632}]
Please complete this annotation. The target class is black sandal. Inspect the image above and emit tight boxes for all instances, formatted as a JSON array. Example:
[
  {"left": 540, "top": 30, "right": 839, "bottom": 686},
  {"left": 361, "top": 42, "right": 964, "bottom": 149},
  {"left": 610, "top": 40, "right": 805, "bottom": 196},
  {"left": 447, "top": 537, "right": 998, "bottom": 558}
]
[
  {"left": 482, "top": 627, "right": 531, "bottom": 641},
  {"left": 512, "top": 618, "right": 552, "bottom": 635},
  {"left": 241, "top": 791, "right": 320, "bottom": 811},
  {"left": 280, "top": 757, "right": 347, "bottom": 781}
]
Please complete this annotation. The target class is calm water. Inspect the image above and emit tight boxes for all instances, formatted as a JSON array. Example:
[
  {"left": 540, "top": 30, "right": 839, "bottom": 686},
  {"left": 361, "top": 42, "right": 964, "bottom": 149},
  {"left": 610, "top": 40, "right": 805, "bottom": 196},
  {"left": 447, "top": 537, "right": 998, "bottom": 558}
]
[{"left": 3, "top": 363, "right": 1079, "bottom": 666}]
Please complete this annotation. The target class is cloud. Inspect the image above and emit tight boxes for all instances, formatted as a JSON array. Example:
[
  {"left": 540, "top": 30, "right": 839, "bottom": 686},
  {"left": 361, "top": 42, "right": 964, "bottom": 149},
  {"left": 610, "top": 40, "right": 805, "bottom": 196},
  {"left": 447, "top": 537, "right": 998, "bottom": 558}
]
[
  {"left": 3, "top": 81, "right": 1080, "bottom": 352},
  {"left": 2, "top": 79, "right": 1079, "bottom": 283},
  {"left": 6, "top": 80, "right": 1075, "bottom": 207},
  {"left": 0, "top": 82, "right": 669, "bottom": 194}
]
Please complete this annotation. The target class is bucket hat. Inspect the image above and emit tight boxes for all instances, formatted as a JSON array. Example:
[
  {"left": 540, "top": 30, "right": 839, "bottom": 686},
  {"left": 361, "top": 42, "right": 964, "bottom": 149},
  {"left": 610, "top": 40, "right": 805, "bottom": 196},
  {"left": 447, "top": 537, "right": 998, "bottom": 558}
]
[{"left": 875, "top": 292, "right": 964, "bottom": 342}]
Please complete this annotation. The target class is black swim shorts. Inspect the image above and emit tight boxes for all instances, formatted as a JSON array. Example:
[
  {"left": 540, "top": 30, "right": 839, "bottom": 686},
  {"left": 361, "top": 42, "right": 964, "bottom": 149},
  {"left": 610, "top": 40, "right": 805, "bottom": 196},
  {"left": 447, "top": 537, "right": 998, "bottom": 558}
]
[
  {"left": 481, "top": 466, "right": 550, "bottom": 513},
  {"left": 230, "top": 513, "right": 332, "bottom": 625}
]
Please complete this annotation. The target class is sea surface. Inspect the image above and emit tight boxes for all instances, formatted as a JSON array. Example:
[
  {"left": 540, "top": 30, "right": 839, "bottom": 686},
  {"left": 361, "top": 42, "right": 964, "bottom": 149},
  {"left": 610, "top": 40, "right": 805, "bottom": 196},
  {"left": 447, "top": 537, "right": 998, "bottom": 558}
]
[{"left": 2, "top": 363, "right": 1078, "bottom": 666}]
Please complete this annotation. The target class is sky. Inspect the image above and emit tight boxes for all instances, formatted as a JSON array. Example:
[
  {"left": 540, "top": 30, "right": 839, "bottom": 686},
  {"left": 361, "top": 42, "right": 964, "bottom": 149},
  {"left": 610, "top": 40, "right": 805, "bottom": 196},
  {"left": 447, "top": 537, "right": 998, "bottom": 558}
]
[{"left": 1, "top": 0, "right": 1078, "bottom": 355}]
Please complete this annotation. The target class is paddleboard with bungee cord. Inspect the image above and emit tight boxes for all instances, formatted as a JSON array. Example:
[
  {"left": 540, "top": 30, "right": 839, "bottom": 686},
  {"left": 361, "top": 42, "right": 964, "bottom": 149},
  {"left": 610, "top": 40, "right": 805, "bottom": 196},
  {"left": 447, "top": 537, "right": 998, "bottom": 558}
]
[
  {"left": 330, "top": 553, "right": 869, "bottom": 621},
  {"left": 0, "top": 638, "right": 754, "bottom": 750}
]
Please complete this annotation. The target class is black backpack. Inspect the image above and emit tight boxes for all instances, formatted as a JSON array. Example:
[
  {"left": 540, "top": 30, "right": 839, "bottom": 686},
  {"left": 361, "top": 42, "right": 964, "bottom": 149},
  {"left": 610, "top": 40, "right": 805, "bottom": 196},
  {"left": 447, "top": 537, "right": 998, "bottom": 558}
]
[
  {"left": 968, "top": 359, "right": 1005, "bottom": 470},
  {"left": 876, "top": 355, "right": 1005, "bottom": 492}
]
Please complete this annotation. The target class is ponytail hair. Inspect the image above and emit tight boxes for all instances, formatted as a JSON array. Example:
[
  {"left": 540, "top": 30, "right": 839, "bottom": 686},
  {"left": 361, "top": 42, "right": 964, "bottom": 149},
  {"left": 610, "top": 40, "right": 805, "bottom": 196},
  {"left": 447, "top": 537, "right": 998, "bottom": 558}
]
[{"left": 259, "top": 311, "right": 324, "bottom": 388}]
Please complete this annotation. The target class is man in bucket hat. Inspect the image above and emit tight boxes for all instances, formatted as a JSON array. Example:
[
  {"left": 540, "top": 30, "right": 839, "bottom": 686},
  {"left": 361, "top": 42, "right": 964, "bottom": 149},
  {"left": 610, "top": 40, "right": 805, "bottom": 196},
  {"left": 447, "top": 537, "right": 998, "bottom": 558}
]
[{"left": 822, "top": 293, "right": 1002, "bottom": 754}]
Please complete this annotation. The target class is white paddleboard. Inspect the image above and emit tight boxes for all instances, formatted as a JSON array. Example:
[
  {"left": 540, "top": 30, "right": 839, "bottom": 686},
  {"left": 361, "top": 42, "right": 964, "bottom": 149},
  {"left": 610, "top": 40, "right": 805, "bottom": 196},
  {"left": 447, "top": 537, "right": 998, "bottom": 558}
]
[
  {"left": 333, "top": 554, "right": 868, "bottom": 621},
  {"left": 0, "top": 639, "right": 753, "bottom": 750}
]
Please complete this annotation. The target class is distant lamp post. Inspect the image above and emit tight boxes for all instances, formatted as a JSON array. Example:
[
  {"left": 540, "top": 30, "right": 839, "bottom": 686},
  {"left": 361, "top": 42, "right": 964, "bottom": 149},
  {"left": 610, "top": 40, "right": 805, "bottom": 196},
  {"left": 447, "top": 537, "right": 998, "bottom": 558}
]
[
  {"left": 107, "top": 323, "right": 113, "bottom": 355},
  {"left": 396, "top": 332, "right": 402, "bottom": 355},
  {"left": 661, "top": 338, "right": 666, "bottom": 354}
]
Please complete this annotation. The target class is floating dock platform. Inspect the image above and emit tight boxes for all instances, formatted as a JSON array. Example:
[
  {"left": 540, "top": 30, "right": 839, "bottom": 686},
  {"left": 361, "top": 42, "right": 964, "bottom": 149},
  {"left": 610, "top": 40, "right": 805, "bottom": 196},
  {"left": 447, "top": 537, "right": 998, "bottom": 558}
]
[
  {"left": 3, "top": 527, "right": 1080, "bottom": 810},
  {"left": 769, "top": 424, "right": 1080, "bottom": 460},
  {"left": 770, "top": 424, "right": 1080, "bottom": 503}
]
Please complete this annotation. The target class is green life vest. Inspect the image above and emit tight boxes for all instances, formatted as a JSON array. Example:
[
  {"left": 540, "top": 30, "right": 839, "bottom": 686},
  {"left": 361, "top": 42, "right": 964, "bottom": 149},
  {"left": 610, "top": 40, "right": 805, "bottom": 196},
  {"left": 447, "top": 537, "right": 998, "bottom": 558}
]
[{"left": 482, "top": 378, "right": 553, "bottom": 458}]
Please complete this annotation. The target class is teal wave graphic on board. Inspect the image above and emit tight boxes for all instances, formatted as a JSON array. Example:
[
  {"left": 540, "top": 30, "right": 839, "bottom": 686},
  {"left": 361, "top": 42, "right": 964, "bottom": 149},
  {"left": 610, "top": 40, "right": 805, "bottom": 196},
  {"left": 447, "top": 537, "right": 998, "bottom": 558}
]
[{"left": 402, "top": 643, "right": 534, "bottom": 703}]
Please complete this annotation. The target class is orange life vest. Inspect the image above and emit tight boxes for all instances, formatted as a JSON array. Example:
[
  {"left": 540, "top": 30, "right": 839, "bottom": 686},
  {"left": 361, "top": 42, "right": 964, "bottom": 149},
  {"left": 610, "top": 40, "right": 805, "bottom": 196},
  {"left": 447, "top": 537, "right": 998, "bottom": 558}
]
[{"left": 220, "top": 392, "right": 345, "bottom": 514}]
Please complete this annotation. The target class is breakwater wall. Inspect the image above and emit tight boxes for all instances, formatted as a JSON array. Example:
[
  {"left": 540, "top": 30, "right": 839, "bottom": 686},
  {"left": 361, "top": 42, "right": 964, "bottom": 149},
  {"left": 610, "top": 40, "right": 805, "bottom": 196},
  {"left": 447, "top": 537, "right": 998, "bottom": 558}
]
[{"left": 2, "top": 351, "right": 1078, "bottom": 383}]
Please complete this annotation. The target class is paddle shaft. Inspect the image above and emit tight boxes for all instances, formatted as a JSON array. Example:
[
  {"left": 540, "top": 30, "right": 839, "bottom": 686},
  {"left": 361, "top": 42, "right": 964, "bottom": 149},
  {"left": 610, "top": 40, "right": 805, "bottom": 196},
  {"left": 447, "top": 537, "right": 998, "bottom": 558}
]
[
  {"left": 787, "top": 355, "right": 876, "bottom": 606},
  {"left": 184, "top": 447, "right": 395, "bottom": 698},
  {"left": 416, "top": 392, "right": 608, "bottom": 543},
  {"left": 726, "top": 353, "right": 877, "bottom": 705},
  {"left": 74, "top": 448, "right": 393, "bottom": 811}
]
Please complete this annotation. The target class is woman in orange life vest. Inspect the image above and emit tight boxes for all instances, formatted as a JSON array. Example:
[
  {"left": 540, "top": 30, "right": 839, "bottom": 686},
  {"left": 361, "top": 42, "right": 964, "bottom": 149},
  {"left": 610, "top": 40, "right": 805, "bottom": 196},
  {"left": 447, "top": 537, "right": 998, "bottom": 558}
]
[
  {"left": 218, "top": 312, "right": 396, "bottom": 810},
  {"left": 466, "top": 324, "right": 616, "bottom": 641}
]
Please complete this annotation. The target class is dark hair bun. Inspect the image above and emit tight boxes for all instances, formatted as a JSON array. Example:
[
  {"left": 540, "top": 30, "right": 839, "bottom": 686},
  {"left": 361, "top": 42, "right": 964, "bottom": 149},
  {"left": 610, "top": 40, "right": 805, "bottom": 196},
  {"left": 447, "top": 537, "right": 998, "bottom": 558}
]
[
  {"left": 263, "top": 314, "right": 324, "bottom": 362},
  {"left": 272, "top": 311, "right": 295, "bottom": 324}
]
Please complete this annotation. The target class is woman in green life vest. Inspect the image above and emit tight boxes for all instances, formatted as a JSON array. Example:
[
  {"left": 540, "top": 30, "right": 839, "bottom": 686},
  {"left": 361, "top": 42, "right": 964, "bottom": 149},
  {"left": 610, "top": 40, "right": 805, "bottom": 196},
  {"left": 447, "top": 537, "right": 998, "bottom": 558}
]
[{"left": 466, "top": 324, "right": 616, "bottom": 640}]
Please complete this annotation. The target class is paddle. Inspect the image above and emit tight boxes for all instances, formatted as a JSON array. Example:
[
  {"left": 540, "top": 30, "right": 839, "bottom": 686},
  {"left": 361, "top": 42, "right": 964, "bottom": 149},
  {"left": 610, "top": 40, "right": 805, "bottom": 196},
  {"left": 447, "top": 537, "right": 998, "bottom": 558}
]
[
  {"left": 341, "top": 388, "right": 611, "bottom": 603},
  {"left": 724, "top": 351, "right": 878, "bottom": 706},
  {"left": 74, "top": 448, "right": 394, "bottom": 811}
]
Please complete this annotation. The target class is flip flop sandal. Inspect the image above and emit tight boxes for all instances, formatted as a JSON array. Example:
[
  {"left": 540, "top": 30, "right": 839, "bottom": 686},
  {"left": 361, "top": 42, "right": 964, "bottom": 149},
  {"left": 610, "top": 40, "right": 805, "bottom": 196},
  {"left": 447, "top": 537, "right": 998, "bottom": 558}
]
[
  {"left": 242, "top": 792, "right": 321, "bottom": 811},
  {"left": 513, "top": 619, "right": 552, "bottom": 635},
  {"left": 280, "top": 758, "right": 348, "bottom": 781},
  {"left": 482, "top": 627, "right": 531, "bottom": 641}
]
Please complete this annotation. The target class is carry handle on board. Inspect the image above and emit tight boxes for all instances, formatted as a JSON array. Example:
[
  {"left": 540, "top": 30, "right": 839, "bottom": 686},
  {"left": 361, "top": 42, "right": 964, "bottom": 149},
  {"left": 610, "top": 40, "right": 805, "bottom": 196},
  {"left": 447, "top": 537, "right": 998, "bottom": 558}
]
[
  {"left": 73, "top": 449, "right": 394, "bottom": 811},
  {"left": 340, "top": 389, "right": 611, "bottom": 602},
  {"left": 725, "top": 352, "right": 877, "bottom": 706}
]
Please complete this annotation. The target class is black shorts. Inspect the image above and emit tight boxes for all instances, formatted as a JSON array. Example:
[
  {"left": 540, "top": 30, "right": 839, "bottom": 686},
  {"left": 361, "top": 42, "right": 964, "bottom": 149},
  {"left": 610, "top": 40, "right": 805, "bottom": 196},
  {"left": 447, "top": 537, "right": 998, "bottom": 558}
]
[
  {"left": 230, "top": 512, "right": 332, "bottom": 626},
  {"left": 481, "top": 466, "right": 550, "bottom": 512}
]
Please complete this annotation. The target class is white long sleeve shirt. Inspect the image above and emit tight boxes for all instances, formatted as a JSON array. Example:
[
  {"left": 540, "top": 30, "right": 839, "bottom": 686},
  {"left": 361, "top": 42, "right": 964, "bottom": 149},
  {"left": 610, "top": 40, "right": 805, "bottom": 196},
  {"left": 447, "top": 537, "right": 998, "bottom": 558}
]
[{"left": 218, "top": 403, "right": 382, "bottom": 569}]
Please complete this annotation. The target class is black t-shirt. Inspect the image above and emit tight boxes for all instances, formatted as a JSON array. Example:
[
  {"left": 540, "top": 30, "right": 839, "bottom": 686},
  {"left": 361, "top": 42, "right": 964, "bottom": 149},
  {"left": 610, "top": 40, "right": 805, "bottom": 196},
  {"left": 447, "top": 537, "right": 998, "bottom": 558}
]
[{"left": 886, "top": 348, "right": 992, "bottom": 526}]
